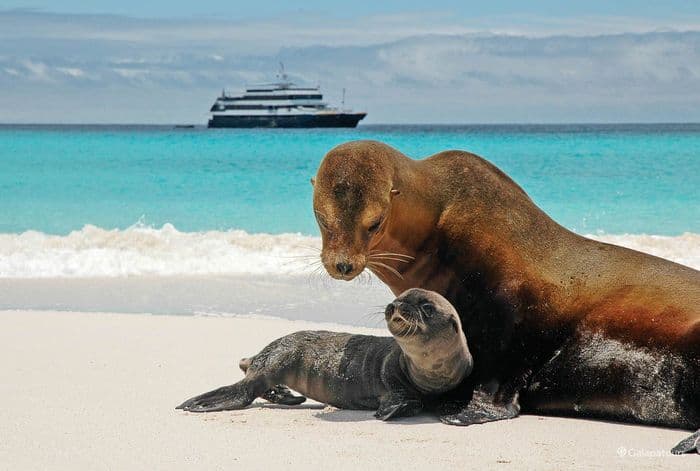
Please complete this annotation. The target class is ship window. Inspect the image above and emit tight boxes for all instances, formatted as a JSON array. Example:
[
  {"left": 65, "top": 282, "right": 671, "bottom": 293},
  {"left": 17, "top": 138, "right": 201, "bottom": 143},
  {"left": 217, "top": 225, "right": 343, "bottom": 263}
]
[
  {"left": 240, "top": 94, "right": 322, "bottom": 101},
  {"left": 223, "top": 104, "right": 309, "bottom": 110}
]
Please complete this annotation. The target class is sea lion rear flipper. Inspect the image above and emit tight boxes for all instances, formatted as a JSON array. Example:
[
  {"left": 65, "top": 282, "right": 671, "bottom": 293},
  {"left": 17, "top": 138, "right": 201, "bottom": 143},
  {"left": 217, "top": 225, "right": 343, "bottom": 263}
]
[
  {"left": 439, "top": 390, "right": 520, "bottom": 426},
  {"left": 262, "top": 385, "right": 307, "bottom": 406},
  {"left": 671, "top": 430, "right": 700, "bottom": 454},
  {"left": 374, "top": 395, "right": 423, "bottom": 421},
  {"left": 176, "top": 382, "right": 257, "bottom": 412}
]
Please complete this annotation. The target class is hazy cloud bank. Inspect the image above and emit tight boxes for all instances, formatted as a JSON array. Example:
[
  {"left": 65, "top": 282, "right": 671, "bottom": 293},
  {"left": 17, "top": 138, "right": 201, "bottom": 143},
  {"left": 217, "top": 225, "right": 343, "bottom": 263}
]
[{"left": 2, "top": 11, "right": 700, "bottom": 123}]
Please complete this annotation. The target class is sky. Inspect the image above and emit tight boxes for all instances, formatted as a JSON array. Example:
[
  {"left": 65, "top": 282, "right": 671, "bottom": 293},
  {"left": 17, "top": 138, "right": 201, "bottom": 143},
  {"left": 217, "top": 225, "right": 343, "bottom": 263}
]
[
  {"left": 5, "top": 1, "right": 700, "bottom": 21},
  {"left": 2, "top": 2, "right": 700, "bottom": 123}
]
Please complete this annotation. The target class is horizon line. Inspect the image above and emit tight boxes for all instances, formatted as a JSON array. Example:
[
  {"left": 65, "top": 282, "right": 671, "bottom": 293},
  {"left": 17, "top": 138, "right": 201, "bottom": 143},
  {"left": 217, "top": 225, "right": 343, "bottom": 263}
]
[{"left": 2, "top": 121, "right": 700, "bottom": 127}]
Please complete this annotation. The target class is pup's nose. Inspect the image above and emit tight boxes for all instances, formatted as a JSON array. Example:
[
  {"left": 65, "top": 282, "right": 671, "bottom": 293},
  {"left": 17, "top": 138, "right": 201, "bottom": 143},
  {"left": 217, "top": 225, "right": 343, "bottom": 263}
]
[
  {"left": 385, "top": 301, "right": 406, "bottom": 320},
  {"left": 384, "top": 302, "right": 396, "bottom": 319},
  {"left": 336, "top": 262, "right": 353, "bottom": 275}
]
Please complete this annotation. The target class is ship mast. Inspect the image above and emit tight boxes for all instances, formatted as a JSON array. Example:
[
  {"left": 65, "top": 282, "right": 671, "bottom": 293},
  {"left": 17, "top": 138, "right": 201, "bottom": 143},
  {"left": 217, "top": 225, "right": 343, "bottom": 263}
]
[{"left": 277, "top": 62, "right": 290, "bottom": 89}]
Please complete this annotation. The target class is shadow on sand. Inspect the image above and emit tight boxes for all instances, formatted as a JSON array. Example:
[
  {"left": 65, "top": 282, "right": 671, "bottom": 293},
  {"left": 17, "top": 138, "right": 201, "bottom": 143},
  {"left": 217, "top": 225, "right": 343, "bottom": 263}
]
[
  {"left": 253, "top": 402, "right": 326, "bottom": 411},
  {"left": 314, "top": 409, "right": 441, "bottom": 425}
]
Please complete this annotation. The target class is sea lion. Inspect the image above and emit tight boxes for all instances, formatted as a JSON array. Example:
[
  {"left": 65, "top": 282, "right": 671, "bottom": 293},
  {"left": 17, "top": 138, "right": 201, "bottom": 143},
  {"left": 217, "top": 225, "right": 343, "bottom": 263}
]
[
  {"left": 177, "top": 288, "right": 473, "bottom": 419},
  {"left": 311, "top": 140, "right": 700, "bottom": 453}
]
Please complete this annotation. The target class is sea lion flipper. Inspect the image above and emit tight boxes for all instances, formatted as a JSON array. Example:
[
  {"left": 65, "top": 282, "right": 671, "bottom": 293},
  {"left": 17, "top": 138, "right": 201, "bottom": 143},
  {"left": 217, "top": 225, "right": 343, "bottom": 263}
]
[
  {"left": 261, "top": 385, "right": 307, "bottom": 406},
  {"left": 374, "top": 394, "right": 423, "bottom": 421},
  {"left": 671, "top": 430, "right": 700, "bottom": 454},
  {"left": 439, "top": 390, "right": 520, "bottom": 426},
  {"left": 177, "top": 382, "right": 257, "bottom": 412}
]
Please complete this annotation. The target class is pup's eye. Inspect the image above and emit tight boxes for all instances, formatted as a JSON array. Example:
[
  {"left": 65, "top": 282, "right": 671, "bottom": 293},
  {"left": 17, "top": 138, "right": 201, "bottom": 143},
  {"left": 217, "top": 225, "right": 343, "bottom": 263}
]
[
  {"left": 421, "top": 303, "right": 434, "bottom": 316},
  {"left": 368, "top": 218, "right": 383, "bottom": 233}
]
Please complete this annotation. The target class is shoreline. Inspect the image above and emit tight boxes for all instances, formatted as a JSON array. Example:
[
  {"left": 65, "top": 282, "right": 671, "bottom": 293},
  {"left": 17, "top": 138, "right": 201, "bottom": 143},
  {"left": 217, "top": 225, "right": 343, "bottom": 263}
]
[
  {"left": 0, "top": 229, "right": 697, "bottom": 327},
  {"left": 0, "top": 275, "right": 392, "bottom": 326},
  {"left": 0, "top": 310, "right": 695, "bottom": 470}
]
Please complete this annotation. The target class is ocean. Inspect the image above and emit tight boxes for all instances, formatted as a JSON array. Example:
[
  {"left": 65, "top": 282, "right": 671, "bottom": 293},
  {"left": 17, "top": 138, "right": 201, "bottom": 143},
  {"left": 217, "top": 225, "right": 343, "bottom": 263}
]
[
  {"left": 0, "top": 123, "right": 698, "bottom": 323},
  {"left": 2, "top": 123, "right": 699, "bottom": 236}
]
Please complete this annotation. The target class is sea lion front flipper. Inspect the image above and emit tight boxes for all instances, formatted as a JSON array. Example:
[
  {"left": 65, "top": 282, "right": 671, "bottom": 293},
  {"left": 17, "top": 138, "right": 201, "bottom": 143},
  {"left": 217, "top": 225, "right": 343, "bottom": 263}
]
[
  {"left": 439, "top": 390, "right": 520, "bottom": 426},
  {"left": 374, "top": 394, "right": 423, "bottom": 421},
  {"left": 671, "top": 430, "right": 700, "bottom": 454},
  {"left": 177, "top": 382, "right": 257, "bottom": 412},
  {"left": 261, "top": 385, "right": 307, "bottom": 406}
]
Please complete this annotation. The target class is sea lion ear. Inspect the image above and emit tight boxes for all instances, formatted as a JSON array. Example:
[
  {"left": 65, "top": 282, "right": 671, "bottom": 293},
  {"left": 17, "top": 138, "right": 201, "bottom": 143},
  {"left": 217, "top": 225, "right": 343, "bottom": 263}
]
[
  {"left": 451, "top": 318, "right": 460, "bottom": 334},
  {"left": 310, "top": 177, "right": 316, "bottom": 186},
  {"left": 390, "top": 189, "right": 400, "bottom": 198}
]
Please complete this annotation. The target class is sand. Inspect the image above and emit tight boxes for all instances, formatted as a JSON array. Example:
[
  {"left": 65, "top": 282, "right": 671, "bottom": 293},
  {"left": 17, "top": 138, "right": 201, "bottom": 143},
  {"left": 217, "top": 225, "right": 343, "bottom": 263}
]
[{"left": 0, "top": 310, "right": 696, "bottom": 470}]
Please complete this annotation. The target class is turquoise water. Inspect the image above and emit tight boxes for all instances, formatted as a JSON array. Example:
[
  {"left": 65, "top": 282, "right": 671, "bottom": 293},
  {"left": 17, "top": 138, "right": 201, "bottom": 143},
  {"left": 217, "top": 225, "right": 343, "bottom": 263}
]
[{"left": 0, "top": 124, "right": 698, "bottom": 236}]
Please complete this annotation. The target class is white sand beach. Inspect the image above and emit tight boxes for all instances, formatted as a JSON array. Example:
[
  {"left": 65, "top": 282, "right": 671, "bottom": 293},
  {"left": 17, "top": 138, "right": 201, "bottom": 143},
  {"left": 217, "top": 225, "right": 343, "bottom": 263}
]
[{"left": 0, "top": 310, "right": 696, "bottom": 470}]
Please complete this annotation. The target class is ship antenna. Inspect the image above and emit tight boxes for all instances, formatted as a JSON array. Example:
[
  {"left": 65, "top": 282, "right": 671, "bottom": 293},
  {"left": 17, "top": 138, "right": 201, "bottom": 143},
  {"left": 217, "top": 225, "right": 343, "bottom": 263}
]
[
  {"left": 278, "top": 62, "right": 288, "bottom": 82},
  {"left": 342, "top": 87, "right": 346, "bottom": 110}
]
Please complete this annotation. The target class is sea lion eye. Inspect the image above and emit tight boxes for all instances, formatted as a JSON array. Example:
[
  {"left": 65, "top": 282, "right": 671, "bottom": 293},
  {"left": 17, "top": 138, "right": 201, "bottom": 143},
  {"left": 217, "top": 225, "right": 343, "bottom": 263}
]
[
  {"left": 314, "top": 211, "right": 330, "bottom": 231},
  {"left": 368, "top": 217, "right": 383, "bottom": 234},
  {"left": 421, "top": 303, "right": 434, "bottom": 316}
]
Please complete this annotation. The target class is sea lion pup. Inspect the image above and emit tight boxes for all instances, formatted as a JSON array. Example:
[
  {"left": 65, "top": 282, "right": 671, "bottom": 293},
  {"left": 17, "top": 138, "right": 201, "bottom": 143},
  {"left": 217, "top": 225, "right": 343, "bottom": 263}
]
[
  {"left": 177, "top": 289, "right": 473, "bottom": 419},
  {"left": 310, "top": 140, "right": 700, "bottom": 454}
]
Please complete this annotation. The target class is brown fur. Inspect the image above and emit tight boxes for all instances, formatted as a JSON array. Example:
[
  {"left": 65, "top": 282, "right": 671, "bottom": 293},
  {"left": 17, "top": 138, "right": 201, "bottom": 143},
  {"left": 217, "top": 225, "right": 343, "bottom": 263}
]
[{"left": 312, "top": 140, "right": 700, "bottom": 428}]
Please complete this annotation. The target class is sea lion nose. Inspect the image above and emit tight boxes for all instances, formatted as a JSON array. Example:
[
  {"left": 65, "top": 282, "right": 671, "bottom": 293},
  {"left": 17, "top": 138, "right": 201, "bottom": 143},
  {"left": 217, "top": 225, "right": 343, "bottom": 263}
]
[
  {"left": 385, "top": 301, "right": 406, "bottom": 321},
  {"left": 336, "top": 262, "right": 353, "bottom": 275},
  {"left": 384, "top": 302, "right": 396, "bottom": 319}
]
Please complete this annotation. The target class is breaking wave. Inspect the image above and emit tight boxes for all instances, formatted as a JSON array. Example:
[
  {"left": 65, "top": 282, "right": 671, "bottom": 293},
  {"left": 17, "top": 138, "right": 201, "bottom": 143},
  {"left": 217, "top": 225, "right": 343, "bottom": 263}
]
[{"left": 0, "top": 223, "right": 698, "bottom": 278}]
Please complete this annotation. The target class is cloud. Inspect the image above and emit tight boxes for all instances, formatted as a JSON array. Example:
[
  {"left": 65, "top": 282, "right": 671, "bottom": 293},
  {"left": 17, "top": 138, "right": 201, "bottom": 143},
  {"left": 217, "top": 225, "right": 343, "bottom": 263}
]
[
  {"left": 56, "top": 67, "right": 85, "bottom": 78},
  {"left": 19, "top": 59, "right": 52, "bottom": 81},
  {"left": 4, "top": 9, "right": 700, "bottom": 49},
  {"left": 1, "top": 11, "right": 700, "bottom": 123}
]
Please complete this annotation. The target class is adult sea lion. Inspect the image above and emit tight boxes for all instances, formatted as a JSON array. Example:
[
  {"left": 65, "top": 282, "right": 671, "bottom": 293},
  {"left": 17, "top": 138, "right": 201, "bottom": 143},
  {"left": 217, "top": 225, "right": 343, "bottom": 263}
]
[
  {"left": 311, "top": 140, "right": 700, "bottom": 454},
  {"left": 177, "top": 289, "right": 473, "bottom": 419}
]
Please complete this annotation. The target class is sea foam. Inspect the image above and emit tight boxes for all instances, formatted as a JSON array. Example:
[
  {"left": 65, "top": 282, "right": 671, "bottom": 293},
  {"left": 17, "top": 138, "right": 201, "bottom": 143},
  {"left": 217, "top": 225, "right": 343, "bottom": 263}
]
[
  {"left": 0, "top": 224, "right": 698, "bottom": 278},
  {"left": 0, "top": 224, "right": 319, "bottom": 278}
]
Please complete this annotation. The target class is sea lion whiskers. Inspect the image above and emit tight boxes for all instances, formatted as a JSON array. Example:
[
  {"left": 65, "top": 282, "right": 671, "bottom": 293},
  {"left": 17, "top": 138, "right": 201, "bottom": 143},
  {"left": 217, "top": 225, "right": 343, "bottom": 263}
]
[
  {"left": 281, "top": 244, "right": 321, "bottom": 262},
  {"left": 367, "top": 261, "right": 404, "bottom": 280},
  {"left": 410, "top": 318, "right": 424, "bottom": 336},
  {"left": 306, "top": 264, "right": 334, "bottom": 288},
  {"left": 293, "top": 243, "right": 321, "bottom": 253},
  {"left": 369, "top": 251, "right": 414, "bottom": 261},
  {"left": 416, "top": 306, "right": 427, "bottom": 332},
  {"left": 280, "top": 253, "right": 323, "bottom": 266},
  {"left": 361, "top": 309, "right": 388, "bottom": 326},
  {"left": 351, "top": 269, "right": 374, "bottom": 286},
  {"left": 366, "top": 262, "right": 389, "bottom": 280},
  {"left": 363, "top": 305, "right": 399, "bottom": 327},
  {"left": 392, "top": 311, "right": 423, "bottom": 338},
  {"left": 281, "top": 244, "right": 324, "bottom": 273},
  {"left": 281, "top": 254, "right": 321, "bottom": 262},
  {"left": 280, "top": 256, "right": 324, "bottom": 279},
  {"left": 402, "top": 319, "right": 420, "bottom": 338},
  {"left": 389, "top": 310, "right": 412, "bottom": 336},
  {"left": 368, "top": 254, "right": 413, "bottom": 264},
  {"left": 284, "top": 256, "right": 324, "bottom": 275}
]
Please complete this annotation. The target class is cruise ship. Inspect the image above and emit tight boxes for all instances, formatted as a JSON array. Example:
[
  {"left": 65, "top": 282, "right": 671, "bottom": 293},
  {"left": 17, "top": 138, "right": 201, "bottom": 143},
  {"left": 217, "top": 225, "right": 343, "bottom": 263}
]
[{"left": 208, "top": 66, "right": 366, "bottom": 128}]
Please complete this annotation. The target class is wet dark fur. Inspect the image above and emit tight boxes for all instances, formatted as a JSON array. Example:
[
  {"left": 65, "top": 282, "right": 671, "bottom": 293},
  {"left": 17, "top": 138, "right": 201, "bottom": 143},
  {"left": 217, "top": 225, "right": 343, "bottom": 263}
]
[
  {"left": 179, "top": 333, "right": 410, "bottom": 409},
  {"left": 177, "top": 332, "right": 452, "bottom": 419},
  {"left": 178, "top": 289, "right": 473, "bottom": 420}
]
